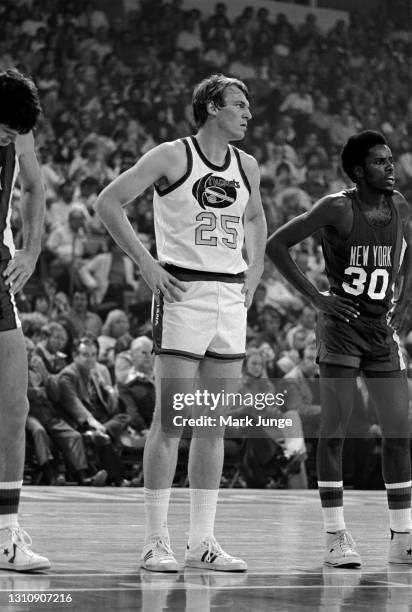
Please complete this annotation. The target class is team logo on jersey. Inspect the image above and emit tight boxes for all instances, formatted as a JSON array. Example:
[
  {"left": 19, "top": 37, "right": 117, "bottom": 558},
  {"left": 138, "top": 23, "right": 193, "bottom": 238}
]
[{"left": 192, "top": 173, "right": 239, "bottom": 210}]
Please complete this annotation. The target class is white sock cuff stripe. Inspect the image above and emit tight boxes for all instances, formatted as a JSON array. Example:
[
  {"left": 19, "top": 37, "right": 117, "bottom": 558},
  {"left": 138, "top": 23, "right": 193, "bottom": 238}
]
[
  {"left": 144, "top": 487, "right": 172, "bottom": 499},
  {"left": 318, "top": 481, "right": 343, "bottom": 488},
  {"left": 0, "top": 481, "right": 23, "bottom": 490},
  {"left": 0, "top": 516, "right": 18, "bottom": 529},
  {"left": 385, "top": 481, "right": 412, "bottom": 490}
]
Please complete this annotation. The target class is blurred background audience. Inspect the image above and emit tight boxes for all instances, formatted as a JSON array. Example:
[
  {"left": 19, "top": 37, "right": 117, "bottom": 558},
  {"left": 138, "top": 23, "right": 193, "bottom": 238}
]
[{"left": 3, "top": 0, "right": 412, "bottom": 487}]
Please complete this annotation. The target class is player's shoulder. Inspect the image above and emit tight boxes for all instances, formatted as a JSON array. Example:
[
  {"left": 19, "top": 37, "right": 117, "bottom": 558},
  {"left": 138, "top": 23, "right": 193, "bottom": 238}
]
[
  {"left": 232, "top": 146, "right": 257, "bottom": 171},
  {"left": 156, "top": 138, "right": 186, "bottom": 156},
  {"left": 392, "top": 189, "right": 411, "bottom": 223},
  {"left": 147, "top": 139, "right": 187, "bottom": 165},
  {"left": 392, "top": 189, "right": 409, "bottom": 208},
  {"left": 314, "top": 190, "right": 353, "bottom": 215},
  {"left": 232, "top": 146, "right": 259, "bottom": 184}
]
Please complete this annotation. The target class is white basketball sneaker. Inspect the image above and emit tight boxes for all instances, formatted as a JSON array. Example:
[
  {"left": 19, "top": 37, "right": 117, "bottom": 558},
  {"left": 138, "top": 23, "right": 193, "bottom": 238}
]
[
  {"left": 324, "top": 530, "right": 362, "bottom": 568},
  {"left": 141, "top": 535, "right": 179, "bottom": 572},
  {"left": 0, "top": 527, "right": 50, "bottom": 572},
  {"left": 185, "top": 536, "right": 247, "bottom": 572},
  {"left": 389, "top": 530, "right": 412, "bottom": 564}
]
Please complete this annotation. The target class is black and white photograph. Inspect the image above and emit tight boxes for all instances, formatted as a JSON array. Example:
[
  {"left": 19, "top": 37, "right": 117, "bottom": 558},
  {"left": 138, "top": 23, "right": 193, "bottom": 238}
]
[{"left": 0, "top": 0, "right": 412, "bottom": 610}]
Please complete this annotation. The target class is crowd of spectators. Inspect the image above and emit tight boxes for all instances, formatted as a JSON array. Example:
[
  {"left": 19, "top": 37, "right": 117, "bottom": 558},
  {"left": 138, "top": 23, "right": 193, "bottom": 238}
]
[{"left": 2, "top": 0, "right": 412, "bottom": 488}]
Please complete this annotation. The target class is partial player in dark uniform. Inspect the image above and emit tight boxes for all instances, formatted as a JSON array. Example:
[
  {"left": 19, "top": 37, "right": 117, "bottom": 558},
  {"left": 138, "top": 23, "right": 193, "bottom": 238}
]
[
  {"left": 267, "top": 131, "right": 412, "bottom": 567},
  {"left": 0, "top": 70, "right": 49, "bottom": 571}
]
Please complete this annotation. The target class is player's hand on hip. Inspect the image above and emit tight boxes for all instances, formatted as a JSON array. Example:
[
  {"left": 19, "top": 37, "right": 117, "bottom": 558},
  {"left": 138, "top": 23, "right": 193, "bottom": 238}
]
[
  {"left": 3, "top": 249, "right": 37, "bottom": 294},
  {"left": 314, "top": 292, "right": 360, "bottom": 323},
  {"left": 139, "top": 256, "right": 187, "bottom": 304},
  {"left": 242, "top": 263, "right": 264, "bottom": 309}
]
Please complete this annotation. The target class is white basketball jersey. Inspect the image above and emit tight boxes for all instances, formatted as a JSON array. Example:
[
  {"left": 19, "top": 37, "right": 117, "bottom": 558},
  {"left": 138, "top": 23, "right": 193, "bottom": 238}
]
[{"left": 153, "top": 136, "right": 250, "bottom": 274}]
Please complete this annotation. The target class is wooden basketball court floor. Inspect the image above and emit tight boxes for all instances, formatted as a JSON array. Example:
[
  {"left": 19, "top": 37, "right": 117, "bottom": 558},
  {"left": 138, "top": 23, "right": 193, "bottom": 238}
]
[{"left": 1, "top": 488, "right": 411, "bottom": 611}]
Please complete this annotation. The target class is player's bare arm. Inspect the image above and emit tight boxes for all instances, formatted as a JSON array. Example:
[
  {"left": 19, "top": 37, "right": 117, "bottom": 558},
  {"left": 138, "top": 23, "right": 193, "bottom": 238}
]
[
  {"left": 4, "top": 133, "right": 45, "bottom": 294},
  {"left": 267, "top": 193, "right": 360, "bottom": 322},
  {"left": 389, "top": 190, "right": 412, "bottom": 331},
  {"left": 94, "top": 141, "right": 187, "bottom": 303},
  {"left": 241, "top": 152, "right": 267, "bottom": 308}
]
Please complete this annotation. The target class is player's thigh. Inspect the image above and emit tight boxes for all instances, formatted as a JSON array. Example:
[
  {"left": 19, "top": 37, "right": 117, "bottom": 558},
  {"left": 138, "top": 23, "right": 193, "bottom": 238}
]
[
  {"left": 319, "top": 363, "right": 359, "bottom": 433},
  {"left": 199, "top": 357, "right": 243, "bottom": 380},
  {"left": 364, "top": 369, "right": 409, "bottom": 438},
  {"left": 207, "top": 283, "right": 246, "bottom": 359},
  {"left": 0, "top": 328, "right": 28, "bottom": 410},
  {"left": 197, "top": 357, "right": 244, "bottom": 431},
  {"left": 152, "top": 354, "right": 200, "bottom": 424},
  {"left": 153, "top": 282, "right": 217, "bottom": 359}
]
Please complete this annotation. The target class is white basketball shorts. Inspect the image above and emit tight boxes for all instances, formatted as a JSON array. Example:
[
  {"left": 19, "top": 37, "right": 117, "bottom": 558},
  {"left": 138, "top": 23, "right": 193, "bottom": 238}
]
[{"left": 152, "top": 265, "right": 246, "bottom": 361}]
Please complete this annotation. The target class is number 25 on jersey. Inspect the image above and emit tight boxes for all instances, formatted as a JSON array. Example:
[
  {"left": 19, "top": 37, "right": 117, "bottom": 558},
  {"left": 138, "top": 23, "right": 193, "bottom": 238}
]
[{"left": 195, "top": 211, "right": 240, "bottom": 249}]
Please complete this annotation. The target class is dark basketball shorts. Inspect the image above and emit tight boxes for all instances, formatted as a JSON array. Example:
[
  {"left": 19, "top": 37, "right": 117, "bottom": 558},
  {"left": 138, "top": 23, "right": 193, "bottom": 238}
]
[
  {"left": 316, "top": 312, "right": 405, "bottom": 372},
  {"left": 0, "top": 260, "right": 21, "bottom": 332},
  {"left": 152, "top": 265, "right": 246, "bottom": 361}
]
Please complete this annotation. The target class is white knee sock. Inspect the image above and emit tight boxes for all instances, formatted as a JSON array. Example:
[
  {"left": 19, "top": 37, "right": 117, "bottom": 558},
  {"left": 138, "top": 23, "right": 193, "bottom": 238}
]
[
  {"left": 144, "top": 487, "right": 171, "bottom": 542},
  {"left": 188, "top": 488, "right": 219, "bottom": 549}
]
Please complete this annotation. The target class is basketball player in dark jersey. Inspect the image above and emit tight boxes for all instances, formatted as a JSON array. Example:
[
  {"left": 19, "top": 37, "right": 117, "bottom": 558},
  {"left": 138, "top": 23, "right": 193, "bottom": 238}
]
[
  {"left": 267, "top": 131, "right": 412, "bottom": 567},
  {"left": 0, "top": 70, "right": 49, "bottom": 571}
]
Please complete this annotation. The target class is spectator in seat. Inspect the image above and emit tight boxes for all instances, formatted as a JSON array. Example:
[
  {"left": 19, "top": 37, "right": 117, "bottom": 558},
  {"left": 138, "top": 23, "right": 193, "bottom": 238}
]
[
  {"left": 79, "top": 235, "right": 138, "bottom": 311},
  {"left": 117, "top": 336, "right": 155, "bottom": 435},
  {"left": 65, "top": 287, "right": 103, "bottom": 340},
  {"left": 35, "top": 322, "right": 68, "bottom": 374},
  {"left": 25, "top": 337, "right": 104, "bottom": 486},
  {"left": 46, "top": 205, "right": 89, "bottom": 293},
  {"left": 232, "top": 348, "right": 307, "bottom": 488},
  {"left": 98, "top": 309, "right": 131, "bottom": 369},
  {"left": 58, "top": 337, "right": 131, "bottom": 485}
]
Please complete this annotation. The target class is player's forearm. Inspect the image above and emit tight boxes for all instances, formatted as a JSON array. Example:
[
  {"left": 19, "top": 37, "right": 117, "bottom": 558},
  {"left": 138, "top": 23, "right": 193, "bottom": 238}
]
[
  {"left": 266, "top": 238, "right": 321, "bottom": 305},
  {"left": 20, "top": 183, "right": 45, "bottom": 258},
  {"left": 94, "top": 195, "right": 153, "bottom": 268},
  {"left": 244, "top": 212, "right": 267, "bottom": 269}
]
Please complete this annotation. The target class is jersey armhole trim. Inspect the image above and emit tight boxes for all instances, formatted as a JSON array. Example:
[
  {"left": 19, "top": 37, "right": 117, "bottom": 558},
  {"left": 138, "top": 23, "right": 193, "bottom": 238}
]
[
  {"left": 154, "top": 138, "right": 193, "bottom": 196},
  {"left": 233, "top": 147, "right": 251, "bottom": 194}
]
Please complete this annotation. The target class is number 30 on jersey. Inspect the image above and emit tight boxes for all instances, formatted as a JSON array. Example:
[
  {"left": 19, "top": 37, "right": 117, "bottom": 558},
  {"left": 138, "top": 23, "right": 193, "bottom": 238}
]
[{"left": 342, "top": 266, "right": 389, "bottom": 300}]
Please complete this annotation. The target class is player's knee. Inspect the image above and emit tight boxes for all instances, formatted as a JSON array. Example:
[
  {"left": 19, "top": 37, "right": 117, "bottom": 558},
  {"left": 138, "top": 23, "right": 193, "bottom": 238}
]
[
  {"left": 2, "top": 401, "right": 29, "bottom": 439},
  {"left": 0, "top": 391, "right": 29, "bottom": 423},
  {"left": 318, "top": 437, "right": 344, "bottom": 454},
  {"left": 382, "top": 437, "right": 410, "bottom": 454},
  {"left": 148, "top": 418, "right": 183, "bottom": 445}
]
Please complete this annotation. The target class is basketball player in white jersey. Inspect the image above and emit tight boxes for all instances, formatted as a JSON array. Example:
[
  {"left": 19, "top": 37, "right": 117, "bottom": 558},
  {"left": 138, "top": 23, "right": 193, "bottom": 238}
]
[
  {"left": 95, "top": 74, "right": 266, "bottom": 572},
  {"left": 0, "top": 70, "right": 49, "bottom": 571}
]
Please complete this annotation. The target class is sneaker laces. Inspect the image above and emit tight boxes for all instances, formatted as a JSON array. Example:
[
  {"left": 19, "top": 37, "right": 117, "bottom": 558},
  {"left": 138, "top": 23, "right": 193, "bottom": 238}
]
[
  {"left": 203, "top": 536, "right": 233, "bottom": 561},
  {"left": 1, "top": 527, "right": 35, "bottom": 557},
  {"left": 337, "top": 531, "right": 356, "bottom": 555},
  {"left": 150, "top": 536, "right": 175, "bottom": 559}
]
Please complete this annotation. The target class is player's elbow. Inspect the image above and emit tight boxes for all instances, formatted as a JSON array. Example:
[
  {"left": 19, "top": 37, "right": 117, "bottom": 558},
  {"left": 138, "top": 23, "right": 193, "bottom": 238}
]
[{"left": 93, "top": 191, "right": 111, "bottom": 219}]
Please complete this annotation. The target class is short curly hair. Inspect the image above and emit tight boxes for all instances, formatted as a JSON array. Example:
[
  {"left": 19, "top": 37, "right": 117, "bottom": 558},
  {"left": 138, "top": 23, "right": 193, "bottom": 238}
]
[
  {"left": 0, "top": 69, "right": 42, "bottom": 133},
  {"left": 341, "top": 130, "right": 388, "bottom": 183}
]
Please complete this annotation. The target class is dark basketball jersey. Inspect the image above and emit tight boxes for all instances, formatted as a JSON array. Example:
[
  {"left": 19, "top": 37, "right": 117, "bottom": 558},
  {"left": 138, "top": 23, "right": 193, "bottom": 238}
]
[{"left": 321, "top": 189, "right": 406, "bottom": 316}]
